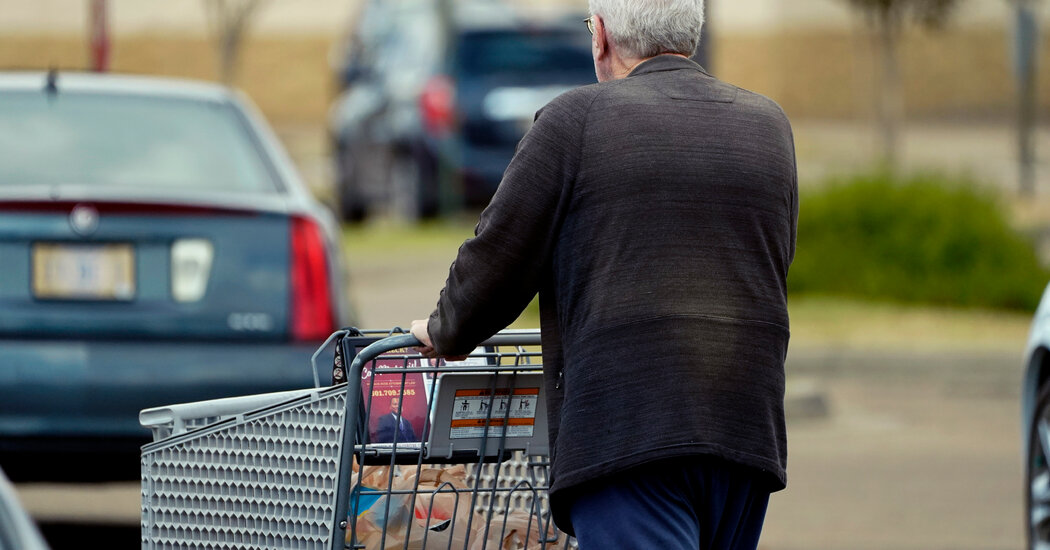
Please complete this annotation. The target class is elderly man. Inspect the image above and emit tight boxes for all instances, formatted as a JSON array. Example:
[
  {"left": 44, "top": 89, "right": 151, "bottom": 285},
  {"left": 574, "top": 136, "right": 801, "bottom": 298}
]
[{"left": 412, "top": 0, "right": 797, "bottom": 547}]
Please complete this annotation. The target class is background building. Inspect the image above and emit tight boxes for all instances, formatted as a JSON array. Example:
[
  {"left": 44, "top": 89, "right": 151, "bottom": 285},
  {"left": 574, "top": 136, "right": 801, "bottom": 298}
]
[{"left": 2, "top": 0, "right": 1046, "bottom": 124}]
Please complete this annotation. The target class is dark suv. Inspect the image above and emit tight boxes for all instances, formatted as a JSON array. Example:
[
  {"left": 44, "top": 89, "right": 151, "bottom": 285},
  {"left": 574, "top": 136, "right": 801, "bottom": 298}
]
[{"left": 329, "top": 1, "right": 595, "bottom": 221}]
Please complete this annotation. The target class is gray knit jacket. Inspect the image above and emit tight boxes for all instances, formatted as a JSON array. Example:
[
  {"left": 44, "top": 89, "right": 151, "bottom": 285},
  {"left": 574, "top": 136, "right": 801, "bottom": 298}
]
[{"left": 428, "top": 54, "right": 798, "bottom": 532}]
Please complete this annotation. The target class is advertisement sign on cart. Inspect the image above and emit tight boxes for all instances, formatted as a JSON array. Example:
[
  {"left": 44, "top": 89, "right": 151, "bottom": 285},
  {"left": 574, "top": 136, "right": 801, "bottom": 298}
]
[{"left": 359, "top": 348, "right": 429, "bottom": 444}]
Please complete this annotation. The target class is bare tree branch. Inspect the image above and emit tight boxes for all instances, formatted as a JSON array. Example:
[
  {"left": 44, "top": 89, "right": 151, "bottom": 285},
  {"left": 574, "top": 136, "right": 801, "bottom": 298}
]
[{"left": 201, "top": 0, "right": 267, "bottom": 85}]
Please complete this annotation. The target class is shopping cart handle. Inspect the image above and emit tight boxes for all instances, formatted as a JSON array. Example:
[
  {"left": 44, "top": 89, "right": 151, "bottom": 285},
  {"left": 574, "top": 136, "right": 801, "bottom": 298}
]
[
  {"left": 345, "top": 330, "right": 542, "bottom": 375},
  {"left": 347, "top": 333, "right": 422, "bottom": 375}
]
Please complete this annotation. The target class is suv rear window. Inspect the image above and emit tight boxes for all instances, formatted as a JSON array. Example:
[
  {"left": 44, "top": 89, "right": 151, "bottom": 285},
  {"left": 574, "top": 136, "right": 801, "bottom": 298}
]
[
  {"left": 456, "top": 30, "right": 593, "bottom": 76},
  {"left": 0, "top": 91, "right": 279, "bottom": 192}
]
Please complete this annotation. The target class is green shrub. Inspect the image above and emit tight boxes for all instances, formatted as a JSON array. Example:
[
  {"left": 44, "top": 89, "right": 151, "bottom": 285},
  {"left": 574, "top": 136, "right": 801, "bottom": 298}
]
[{"left": 788, "top": 172, "right": 1049, "bottom": 311}]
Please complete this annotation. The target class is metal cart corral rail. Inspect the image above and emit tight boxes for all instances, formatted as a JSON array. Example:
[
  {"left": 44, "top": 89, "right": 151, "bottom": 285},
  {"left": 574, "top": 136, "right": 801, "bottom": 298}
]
[{"left": 140, "top": 329, "right": 570, "bottom": 549}]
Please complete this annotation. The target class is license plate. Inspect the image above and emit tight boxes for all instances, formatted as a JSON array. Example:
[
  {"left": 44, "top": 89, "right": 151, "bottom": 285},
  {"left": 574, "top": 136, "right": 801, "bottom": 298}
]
[{"left": 32, "top": 243, "right": 135, "bottom": 300}]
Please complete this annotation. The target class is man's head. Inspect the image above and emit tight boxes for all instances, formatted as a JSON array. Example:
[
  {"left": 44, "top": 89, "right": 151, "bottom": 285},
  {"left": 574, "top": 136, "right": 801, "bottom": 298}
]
[
  {"left": 389, "top": 397, "right": 400, "bottom": 415},
  {"left": 587, "top": 0, "right": 705, "bottom": 81}
]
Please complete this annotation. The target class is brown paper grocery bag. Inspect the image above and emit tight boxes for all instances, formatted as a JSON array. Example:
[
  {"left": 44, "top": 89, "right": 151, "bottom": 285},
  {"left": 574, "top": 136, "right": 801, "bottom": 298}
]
[{"left": 468, "top": 510, "right": 555, "bottom": 550}]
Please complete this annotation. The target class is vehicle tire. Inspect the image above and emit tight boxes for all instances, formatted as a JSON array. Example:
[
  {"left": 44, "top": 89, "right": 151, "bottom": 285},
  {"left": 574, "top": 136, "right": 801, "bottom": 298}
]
[
  {"left": 390, "top": 146, "right": 439, "bottom": 221},
  {"left": 338, "top": 182, "right": 367, "bottom": 223},
  {"left": 414, "top": 146, "right": 440, "bottom": 220},
  {"left": 1027, "top": 382, "right": 1050, "bottom": 549},
  {"left": 334, "top": 139, "right": 368, "bottom": 223}
]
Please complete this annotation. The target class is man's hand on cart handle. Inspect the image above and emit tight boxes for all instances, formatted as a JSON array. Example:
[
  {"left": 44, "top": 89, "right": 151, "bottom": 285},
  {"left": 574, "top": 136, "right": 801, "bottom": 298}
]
[{"left": 411, "top": 319, "right": 468, "bottom": 361}]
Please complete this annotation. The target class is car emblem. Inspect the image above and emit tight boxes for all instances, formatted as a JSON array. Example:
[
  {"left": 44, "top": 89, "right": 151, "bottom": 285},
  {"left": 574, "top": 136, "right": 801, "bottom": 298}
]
[{"left": 69, "top": 205, "right": 99, "bottom": 236}]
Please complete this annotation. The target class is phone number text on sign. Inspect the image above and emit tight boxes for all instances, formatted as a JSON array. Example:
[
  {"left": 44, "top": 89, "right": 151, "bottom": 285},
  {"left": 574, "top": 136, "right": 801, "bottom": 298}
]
[
  {"left": 371, "top": 388, "right": 416, "bottom": 397},
  {"left": 449, "top": 388, "right": 539, "bottom": 439}
]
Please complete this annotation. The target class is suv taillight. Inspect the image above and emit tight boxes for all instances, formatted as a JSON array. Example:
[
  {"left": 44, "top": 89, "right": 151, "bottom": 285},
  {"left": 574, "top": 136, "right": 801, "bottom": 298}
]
[
  {"left": 420, "top": 75, "right": 455, "bottom": 136},
  {"left": 290, "top": 216, "right": 335, "bottom": 341}
]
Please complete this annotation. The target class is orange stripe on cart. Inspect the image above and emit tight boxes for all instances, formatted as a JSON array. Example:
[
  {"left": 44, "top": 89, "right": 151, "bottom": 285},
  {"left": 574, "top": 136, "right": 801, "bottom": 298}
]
[
  {"left": 454, "top": 388, "right": 540, "bottom": 397},
  {"left": 449, "top": 418, "right": 535, "bottom": 428}
]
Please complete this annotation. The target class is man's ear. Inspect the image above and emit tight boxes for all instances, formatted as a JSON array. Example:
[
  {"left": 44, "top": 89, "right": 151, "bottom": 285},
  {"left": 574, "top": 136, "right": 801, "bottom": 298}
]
[{"left": 593, "top": 14, "right": 609, "bottom": 58}]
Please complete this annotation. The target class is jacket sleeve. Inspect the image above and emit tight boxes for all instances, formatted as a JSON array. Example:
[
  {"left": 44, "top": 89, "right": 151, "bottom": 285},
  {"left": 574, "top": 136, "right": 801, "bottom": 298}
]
[{"left": 427, "top": 90, "right": 592, "bottom": 355}]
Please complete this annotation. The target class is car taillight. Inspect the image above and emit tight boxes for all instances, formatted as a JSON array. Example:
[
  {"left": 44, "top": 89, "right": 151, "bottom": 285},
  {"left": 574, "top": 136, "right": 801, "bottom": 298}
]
[
  {"left": 290, "top": 216, "right": 335, "bottom": 341},
  {"left": 420, "top": 75, "right": 455, "bottom": 136}
]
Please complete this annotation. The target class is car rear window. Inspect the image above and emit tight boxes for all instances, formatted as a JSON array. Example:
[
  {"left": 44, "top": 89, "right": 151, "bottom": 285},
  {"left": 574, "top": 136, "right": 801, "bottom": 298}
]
[
  {"left": 456, "top": 30, "right": 593, "bottom": 76},
  {"left": 0, "top": 91, "right": 279, "bottom": 192}
]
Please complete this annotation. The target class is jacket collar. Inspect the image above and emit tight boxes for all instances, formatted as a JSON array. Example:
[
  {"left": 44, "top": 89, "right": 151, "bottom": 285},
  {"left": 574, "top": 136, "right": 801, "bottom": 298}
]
[{"left": 627, "top": 54, "right": 710, "bottom": 78}]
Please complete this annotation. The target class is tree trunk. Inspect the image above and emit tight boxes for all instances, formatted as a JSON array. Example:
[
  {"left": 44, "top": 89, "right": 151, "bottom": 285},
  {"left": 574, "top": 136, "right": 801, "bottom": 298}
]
[
  {"left": 1016, "top": 3, "right": 1039, "bottom": 196},
  {"left": 219, "top": 28, "right": 242, "bottom": 86},
  {"left": 1019, "top": 58, "right": 1037, "bottom": 197},
  {"left": 874, "top": 5, "right": 904, "bottom": 175}
]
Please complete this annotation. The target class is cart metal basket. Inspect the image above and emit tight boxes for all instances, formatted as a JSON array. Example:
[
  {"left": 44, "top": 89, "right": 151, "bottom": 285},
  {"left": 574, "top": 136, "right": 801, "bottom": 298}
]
[{"left": 140, "top": 329, "right": 569, "bottom": 550}]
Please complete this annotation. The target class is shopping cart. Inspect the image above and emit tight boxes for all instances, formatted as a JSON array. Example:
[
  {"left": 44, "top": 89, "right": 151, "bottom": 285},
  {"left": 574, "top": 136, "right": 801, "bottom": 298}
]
[{"left": 140, "top": 328, "right": 570, "bottom": 550}]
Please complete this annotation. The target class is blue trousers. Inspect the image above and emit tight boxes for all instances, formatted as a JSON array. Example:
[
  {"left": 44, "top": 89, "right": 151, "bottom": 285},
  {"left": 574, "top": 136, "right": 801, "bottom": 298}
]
[{"left": 568, "top": 456, "right": 770, "bottom": 550}]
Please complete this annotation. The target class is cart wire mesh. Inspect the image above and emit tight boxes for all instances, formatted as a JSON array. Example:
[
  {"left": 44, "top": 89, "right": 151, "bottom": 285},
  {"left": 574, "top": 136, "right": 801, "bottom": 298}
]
[{"left": 337, "top": 330, "right": 568, "bottom": 550}]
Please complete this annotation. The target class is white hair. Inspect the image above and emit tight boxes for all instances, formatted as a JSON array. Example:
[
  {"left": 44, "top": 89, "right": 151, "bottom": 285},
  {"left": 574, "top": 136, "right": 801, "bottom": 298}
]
[{"left": 588, "top": 0, "right": 705, "bottom": 59}]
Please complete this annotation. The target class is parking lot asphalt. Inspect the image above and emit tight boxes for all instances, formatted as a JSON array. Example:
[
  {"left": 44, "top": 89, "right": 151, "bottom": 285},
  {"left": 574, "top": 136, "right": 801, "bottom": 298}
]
[{"left": 763, "top": 348, "right": 1025, "bottom": 550}]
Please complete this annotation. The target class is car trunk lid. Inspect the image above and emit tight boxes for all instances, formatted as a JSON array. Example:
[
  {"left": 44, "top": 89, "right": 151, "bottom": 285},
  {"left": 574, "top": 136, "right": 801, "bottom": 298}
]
[{"left": 0, "top": 196, "right": 302, "bottom": 342}]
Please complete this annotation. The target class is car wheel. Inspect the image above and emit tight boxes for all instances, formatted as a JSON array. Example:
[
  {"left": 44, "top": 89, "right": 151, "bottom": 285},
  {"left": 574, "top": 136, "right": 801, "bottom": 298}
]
[
  {"left": 1028, "top": 382, "right": 1050, "bottom": 549},
  {"left": 414, "top": 146, "right": 440, "bottom": 220},
  {"left": 338, "top": 180, "right": 368, "bottom": 223},
  {"left": 390, "top": 148, "right": 439, "bottom": 221},
  {"left": 334, "top": 140, "right": 369, "bottom": 223}
]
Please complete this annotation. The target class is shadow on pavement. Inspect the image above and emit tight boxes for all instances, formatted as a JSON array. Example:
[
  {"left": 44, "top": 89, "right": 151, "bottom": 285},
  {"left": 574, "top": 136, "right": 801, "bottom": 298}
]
[{"left": 40, "top": 522, "right": 138, "bottom": 548}]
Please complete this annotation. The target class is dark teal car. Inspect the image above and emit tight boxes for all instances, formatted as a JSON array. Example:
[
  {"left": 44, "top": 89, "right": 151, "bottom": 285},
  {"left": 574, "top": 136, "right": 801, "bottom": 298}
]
[{"left": 0, "top": 72, "right": 354, "bottom": 480}]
